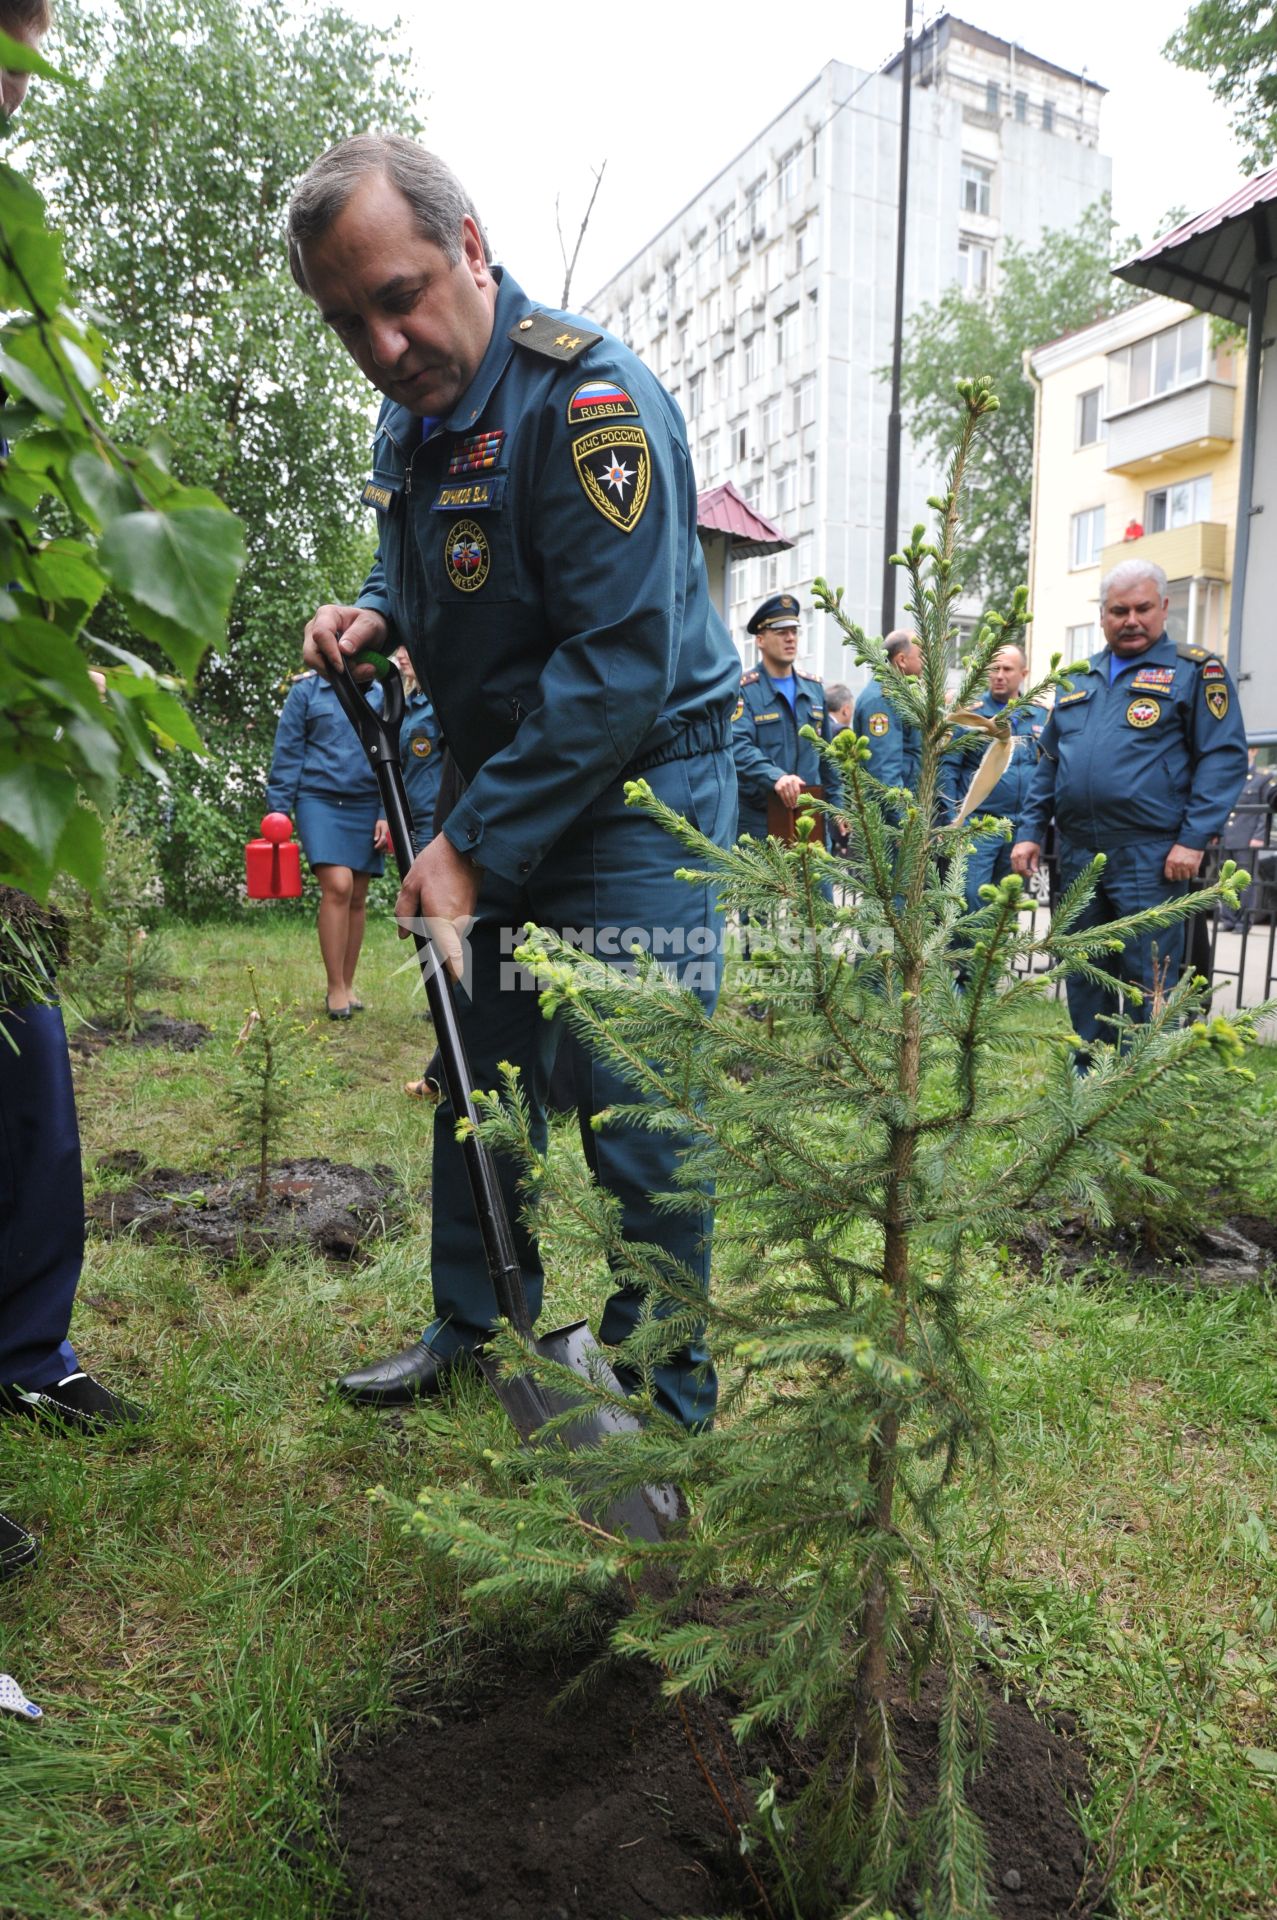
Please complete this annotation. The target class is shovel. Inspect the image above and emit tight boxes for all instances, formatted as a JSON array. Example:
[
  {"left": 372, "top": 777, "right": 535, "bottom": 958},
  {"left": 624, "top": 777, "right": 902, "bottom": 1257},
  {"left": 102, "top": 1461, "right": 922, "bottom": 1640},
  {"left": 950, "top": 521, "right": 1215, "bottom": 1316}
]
[{"left": 328, "top": 650, "right": 677, "bottom": 1542}]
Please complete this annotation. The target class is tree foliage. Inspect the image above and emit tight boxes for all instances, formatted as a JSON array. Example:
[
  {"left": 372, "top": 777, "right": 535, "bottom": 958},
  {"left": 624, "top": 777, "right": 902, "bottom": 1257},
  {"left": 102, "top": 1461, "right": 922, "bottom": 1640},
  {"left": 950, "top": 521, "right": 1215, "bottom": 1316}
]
[
  {"left": 25, "top": 0, "right": 425, "bottom": 912},
  {"left": 1165, "top": 1, "right": 1277, "bottom": 172},
  {"left": 894, "top": 200, "right": 1140, "bottom": 616},
  {"left": 0, "top": 23, "right": 244, "bottom": 907},
  {"left": 384, "top": 382, "right": 1258, "bottom": 1916}
]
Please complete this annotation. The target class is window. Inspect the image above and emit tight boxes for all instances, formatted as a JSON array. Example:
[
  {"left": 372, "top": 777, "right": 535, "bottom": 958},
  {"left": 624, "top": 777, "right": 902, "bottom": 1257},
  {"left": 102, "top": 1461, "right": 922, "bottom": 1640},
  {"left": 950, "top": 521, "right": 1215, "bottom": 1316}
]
[
  {"left": 731, "top": 555, "right": 751, "bottom": 608},
  {"left": 1070, "top": 506, "right": 1105, "bottom": 569},
  {"left": 665, "top": 263, "right": 678, "bottom": 311},
  {"left": 713, "top": 355, "right": 732, "bottom": 403},
  {"left": 777, "top": 143, "right": 803, "bottom": 204},
  {"left": 1075, "top": 387, "right": 1103, "bottom": 448},
  {"left": 774, "top": 463, "right": 796, "bottom": 515},
  {"left": 1014, "top": 91, "right": 1027, "bottom": 122},
  {"left": 1042, "top": 99, "right": 1055, "bottom": 132},
  {"left": 1107, "top": 315, "right": 1210, "bottom": 412},
  {"left": 744, "top": 174, "right": 766, "bottom": 234},
  {"left": 793, "top": 219, "right": 818, "bottom": 270},
  {"left": 960, "top": 160, "right": 992, "bottom": 217},
  {"left": 760, "top": 552, "right": 780, "bottom": 592},
  {"left": 802, "top": 448, "right": 817, "bottom": 503},
  {"left": 620, "top": 303, "right": 631, "bottom": 343},
  {"left": 678, "top": 323, "right": 690, "bottom": 362},
  {"left": 794, "top": 531, "right": 814, "bottom": 581},
  {"left": 805, "top": 287, "right": 819, "bottom": 343},
  {"left": 699, "top": 429, "right": 717, "bottom": 479},
  {"left": 743, "top": 332, "right": 762, "bottom": 383},
  {"left": 686, "top": 370, "right": 703, "bottom": 421},
  {"left": 730, "top": 414, "right": 748, "bottom": 462},
  {"left": 742, "top": 477, "right": 762, "bottom": 510},
  {"left": 811, "top": 125, "right": 820, "bottom": 176},
  {"left": 957, "top": 237, "right": 992, "bottom": 294},
  {"left": 986, "top": 80, "right": 1000, "bottom": 114},
  {"left": 792, "top": 373, "right": 817, "bottom": 430},
  {"left": 1066, "top": 621, "right": 1099, "bottom": 655},
  {"left": 761, "top": 394, "right": 782, "bottom": 442},
  {"left": 715, "top": 207, "right": 733, "bottom": 259},
  {"left": 652, "top": 333, "right": 666, "bottom": 375},
  {"left": 775, "top": 304, "right": 799, "bottom": 362},
  {"left": 1145, "top": 474, "right": 1212, "bottom": 532}
]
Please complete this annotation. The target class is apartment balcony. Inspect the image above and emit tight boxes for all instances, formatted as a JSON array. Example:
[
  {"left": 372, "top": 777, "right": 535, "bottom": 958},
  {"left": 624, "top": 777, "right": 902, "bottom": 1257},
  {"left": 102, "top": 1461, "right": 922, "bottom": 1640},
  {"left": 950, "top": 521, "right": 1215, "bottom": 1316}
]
[
  {"left": 1100, "top": 521, "right": 1228, "bottom": 583},
  {"left": 1105, "top": 380, "right": 1235, "bottom": 475}
]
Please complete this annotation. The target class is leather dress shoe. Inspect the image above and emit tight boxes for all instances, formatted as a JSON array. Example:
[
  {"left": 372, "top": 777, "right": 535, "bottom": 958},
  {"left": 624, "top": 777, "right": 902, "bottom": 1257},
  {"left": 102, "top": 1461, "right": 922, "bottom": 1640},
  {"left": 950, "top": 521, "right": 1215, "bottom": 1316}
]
[{"left": 335, "top": 1339, "right": 480, "bottom": 1407}]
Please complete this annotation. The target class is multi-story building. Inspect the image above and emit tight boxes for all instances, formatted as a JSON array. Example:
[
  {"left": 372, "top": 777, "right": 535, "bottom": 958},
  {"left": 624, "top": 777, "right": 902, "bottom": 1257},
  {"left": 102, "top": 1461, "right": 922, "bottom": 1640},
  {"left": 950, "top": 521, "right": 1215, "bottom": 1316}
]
[
  {"left": 585, "top": 13, "right": 1109, "bottom": 681},
  {"left": 1025, "top": 294, "right": 1243, "bottom": 679}
]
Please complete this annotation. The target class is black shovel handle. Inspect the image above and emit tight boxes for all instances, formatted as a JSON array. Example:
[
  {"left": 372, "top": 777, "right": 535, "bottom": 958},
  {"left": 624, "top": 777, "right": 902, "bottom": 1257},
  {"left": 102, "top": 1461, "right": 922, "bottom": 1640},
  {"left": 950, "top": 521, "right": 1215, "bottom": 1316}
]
[{"left": 327, "top": 650, "right": 533, "bottom": 1340}]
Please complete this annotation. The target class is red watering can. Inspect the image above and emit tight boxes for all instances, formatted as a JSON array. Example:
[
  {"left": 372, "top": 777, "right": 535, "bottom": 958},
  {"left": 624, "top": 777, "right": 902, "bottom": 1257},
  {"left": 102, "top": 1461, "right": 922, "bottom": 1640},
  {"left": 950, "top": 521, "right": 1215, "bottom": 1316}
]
[{"left": 245, "top": 813, "right": 303, "bottom": 900}]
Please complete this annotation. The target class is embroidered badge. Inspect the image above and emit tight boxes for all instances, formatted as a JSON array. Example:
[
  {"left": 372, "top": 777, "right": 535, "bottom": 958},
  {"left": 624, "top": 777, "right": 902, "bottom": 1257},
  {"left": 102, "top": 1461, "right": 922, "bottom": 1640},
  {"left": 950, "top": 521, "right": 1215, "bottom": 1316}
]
[
  {"left": 572, "top": 426, "right": 651, "bottom": 533},
  {"left": 1126, "top": 698, "right": 1161, "bottom": 729},
  {"left": 448, "top": 430, "right": 505, "bottom": 476},
  {"left": 1057, "top": 690, "right": 1090, "bottom": 706},
  {"left": 567, "top": 380, "right": 640, "bottom": 426},
  {"left": 444, "top": 519, "right": 490, "bottom": 593},
  {"left": 868, "top": 713, "right": 889, "bottom": 736},
  {"left": 1130, "top": 667, "right": 1175, "bottom": 691},
  {"left": 732, "top": 698, "right": 745, "bottom": 721},
  {"left": 362, "top": 480, "right": 396, "bottom": 510},
  {"left": 430, "top": 476, "right": 506, "bottom": 512},
  {"left": 1202, "top": 660, "right": 1226, "bottom": 680},
  {"left": 1206, "top": 684, "right": 1230, "bottom": 721},
  {"left": 409, "top": 733, "right": 433, "bottom": 759}
]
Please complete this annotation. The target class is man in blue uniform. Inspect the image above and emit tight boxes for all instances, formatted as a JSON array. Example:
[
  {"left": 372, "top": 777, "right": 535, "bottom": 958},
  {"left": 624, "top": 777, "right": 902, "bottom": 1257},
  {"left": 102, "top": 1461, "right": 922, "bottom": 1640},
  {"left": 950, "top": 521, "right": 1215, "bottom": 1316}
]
[
  {"left": 853, "top": 630, "right": 923, "bottom": 795},
  {"left": 731, "top": 593, "right": 842, "bottom": 840},
  {"left": 286, "top": 135, "right": 738, "bottom": 1427},
  {"left": 1012, "top": 560, "right": 1248, "bottom": 1058},
  {"left": 948, "top": 643, "right": 1045, "bottom": 906}
]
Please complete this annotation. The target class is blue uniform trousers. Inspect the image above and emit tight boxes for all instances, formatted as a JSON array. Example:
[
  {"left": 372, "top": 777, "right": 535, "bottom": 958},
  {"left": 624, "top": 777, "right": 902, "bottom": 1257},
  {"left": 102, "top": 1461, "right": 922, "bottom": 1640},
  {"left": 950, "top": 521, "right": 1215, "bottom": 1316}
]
[
  {"left": 1057, "top": 839, "right": 1187, "bottom": 1054},
  {"left": 422, "top": 750, "right": 736, "bottom": 1428},
  {"left": 0, "top": 1003, "right": 82, "bottom": 1387}
]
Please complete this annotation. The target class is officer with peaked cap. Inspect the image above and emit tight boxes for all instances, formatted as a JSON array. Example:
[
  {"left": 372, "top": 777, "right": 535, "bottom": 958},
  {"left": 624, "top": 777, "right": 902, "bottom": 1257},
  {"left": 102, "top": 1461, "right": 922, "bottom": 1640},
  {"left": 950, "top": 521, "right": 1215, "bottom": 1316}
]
[{"left": 731, "top": 593, "right": 842, "bottom": 841}]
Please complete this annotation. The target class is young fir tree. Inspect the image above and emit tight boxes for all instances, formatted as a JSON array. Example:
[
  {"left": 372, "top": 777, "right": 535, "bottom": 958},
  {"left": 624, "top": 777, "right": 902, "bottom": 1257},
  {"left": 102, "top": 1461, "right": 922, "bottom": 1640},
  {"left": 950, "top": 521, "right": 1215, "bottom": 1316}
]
[
  {"left": 227, "top": 965, "right": 313, "bottom": 1208},
  {"left": 389, "top": 378, "right": 1254, "bottom": 1918}
]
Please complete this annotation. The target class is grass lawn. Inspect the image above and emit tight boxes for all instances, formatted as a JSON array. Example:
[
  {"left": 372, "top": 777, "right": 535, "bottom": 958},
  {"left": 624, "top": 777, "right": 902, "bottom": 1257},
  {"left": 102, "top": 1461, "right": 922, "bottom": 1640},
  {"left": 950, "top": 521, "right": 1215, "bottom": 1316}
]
[{"left": 2, "top": 914, "right": 1275, "bottom": 1918}]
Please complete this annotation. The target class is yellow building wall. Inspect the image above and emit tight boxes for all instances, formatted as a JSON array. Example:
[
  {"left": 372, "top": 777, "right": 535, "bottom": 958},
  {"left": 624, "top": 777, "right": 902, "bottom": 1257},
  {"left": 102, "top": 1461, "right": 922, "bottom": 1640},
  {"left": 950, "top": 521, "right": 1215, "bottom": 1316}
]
[{"left": 1027, "top": 335, "right": 1244, "bottom": 680}]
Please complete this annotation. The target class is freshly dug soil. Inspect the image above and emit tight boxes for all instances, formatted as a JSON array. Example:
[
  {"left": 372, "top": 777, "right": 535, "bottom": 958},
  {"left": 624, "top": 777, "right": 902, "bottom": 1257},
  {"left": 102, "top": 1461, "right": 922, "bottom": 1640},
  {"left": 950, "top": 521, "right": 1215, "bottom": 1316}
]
[
  {"left": 1019, "top": 1213, "right": 1274, "bottom": 1293},
  {"left": 332, "top": 1642, "right": 1091, "bottom": 1920},
  {"left": 70, "top": 1009, "right": 210, "bottom": 1053},
  {"left": 86, "top": 1154, "right": 404, "bottom": 1261}
]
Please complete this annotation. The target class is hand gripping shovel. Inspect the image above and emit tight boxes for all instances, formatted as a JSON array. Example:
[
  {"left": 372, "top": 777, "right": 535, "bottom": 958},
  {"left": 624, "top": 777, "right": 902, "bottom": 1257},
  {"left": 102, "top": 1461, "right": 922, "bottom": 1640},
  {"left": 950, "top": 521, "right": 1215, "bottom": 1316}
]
[{"left": 328, "top": 652, "right": 677, "bottom": 1542}]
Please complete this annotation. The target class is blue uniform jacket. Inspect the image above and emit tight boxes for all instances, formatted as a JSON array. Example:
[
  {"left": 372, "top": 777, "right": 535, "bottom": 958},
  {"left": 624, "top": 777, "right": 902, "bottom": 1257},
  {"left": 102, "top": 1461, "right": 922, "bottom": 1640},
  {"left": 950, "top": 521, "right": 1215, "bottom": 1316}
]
[
  {"left": 1018, "top": 637, "right": 1248, "bottom": 852},
  {"left": 355, "top": 268, "right": 739, "bottom": 885},
  {"left": 947, "top": 691, "right": 1046, "bottom": 826},
  {"left": 731, "top": 664, "right": 843, "bottom": 838},
  {"left": 266, "top": 672, "right": 382, "bottom": 812},
  {"left": 400, "top": 688, "right": 443, "bottom": 839},
  {"left": 853, "top": 675, "right": 921, "bottom": 790}
]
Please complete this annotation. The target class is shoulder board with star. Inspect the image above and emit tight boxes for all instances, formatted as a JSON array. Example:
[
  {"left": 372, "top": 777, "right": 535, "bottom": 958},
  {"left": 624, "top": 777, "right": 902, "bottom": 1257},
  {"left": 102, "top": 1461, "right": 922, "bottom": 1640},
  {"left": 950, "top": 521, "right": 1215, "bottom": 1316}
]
[
  {"left": 803, "top": 672, "right": 824, "bottom": 687},
  {"left": 741, "top": 670, "right": 760, "bottom": 686},
  {"left": 509, "top": 312, "right": 601, "bottom": 363},
  {"left": 1176, "top": 644, "right": 1209, "bottom": 664},
  {"left": 289, "top": 669, "right": 317, "bottom": 683}
]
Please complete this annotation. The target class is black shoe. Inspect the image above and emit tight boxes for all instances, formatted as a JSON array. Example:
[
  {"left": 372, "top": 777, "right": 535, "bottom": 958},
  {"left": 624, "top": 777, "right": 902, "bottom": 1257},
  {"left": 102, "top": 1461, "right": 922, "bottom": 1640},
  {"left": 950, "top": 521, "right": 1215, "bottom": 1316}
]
[
  {"left": 325, "top": 997, "right": 353, "bottom": 1021},
  {"left": 0, "top": 1371, "right": 149, "bottom": 1433},
  {"left": 0, "top": 1510, "right": 38, "bottom": 1579},
  {"left": 335, "top": 1339, "right": 480, "bottom": 1408}
]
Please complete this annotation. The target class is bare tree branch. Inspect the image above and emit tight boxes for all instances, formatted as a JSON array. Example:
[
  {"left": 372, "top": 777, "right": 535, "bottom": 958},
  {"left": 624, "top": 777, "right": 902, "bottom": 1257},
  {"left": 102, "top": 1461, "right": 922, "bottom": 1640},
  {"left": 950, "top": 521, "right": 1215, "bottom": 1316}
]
[{"left": 557, "top": 159, "right": 607, "bottom": 309}]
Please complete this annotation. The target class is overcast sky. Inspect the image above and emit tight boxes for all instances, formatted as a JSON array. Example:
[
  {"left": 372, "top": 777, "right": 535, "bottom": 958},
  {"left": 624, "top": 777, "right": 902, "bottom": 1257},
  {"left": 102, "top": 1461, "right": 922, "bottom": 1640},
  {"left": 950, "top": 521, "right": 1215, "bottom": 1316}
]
[{"left": 344, "top": 0, "right": 1247, "bottom": 304}]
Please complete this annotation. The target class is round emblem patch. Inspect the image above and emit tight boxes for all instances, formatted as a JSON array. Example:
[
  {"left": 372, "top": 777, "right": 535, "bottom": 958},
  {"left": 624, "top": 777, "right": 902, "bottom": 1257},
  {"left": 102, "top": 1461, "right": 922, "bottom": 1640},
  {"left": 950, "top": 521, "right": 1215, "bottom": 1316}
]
[
  {"left": 409, "top": 733, "right": 432, "bottom": 758},
  {"left": 444, "top": 518, "right": 490, "bottom": 592},
  {"left": 868, "top": 713, "right": 890, "bottom": 736},
  {"left": 1126, "top": 698, "right": 1161, "bottom": 729}
]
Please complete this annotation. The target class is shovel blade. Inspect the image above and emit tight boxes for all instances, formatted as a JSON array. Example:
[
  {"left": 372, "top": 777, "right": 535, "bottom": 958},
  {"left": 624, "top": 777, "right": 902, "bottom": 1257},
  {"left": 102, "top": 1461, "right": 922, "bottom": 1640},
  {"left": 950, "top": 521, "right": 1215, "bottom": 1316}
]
[{"left": 477, "top": 1319, "right": 679, "bottom": 1543}]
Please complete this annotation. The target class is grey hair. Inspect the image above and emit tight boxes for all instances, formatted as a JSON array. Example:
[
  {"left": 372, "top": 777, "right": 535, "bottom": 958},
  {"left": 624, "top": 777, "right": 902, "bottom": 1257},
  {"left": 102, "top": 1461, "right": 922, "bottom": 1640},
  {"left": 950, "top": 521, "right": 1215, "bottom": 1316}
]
[
  {"left": 885, "top": 629, "right": 917, "bottom": 660},
  {"left": 990, "top": 642, "right": 1026, "bottom": 665},
  {"left": 1100, "top": 557, "right": 1169, "bottom": 607},
  {"left": 287, "top": 135, "right": 490, "bottom": 292},
  {"left": 826, "top": 682, "right": 853, "bottom": 710}
]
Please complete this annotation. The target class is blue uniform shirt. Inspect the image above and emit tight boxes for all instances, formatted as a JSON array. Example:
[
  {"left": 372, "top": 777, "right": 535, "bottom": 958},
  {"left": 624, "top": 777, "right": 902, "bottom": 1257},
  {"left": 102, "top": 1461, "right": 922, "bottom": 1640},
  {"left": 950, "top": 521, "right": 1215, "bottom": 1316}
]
[
  {"left": 853, "top": 675, "right": 921, "bottom": 791},
  {"left": 947, "top": 690, "right": 1046, "bottom": 827},
  {"left": 731, "top": 663, "right": 843, "bottom": 839},
  {"left": 400, "top": 687, "right": 443, "bottom": 845},
  {"left": 266, "top": 671, "right": 382, "bottom": 813},
  {"left": 355, "top": 268, "right": 739, "bottom": 885},
  {"left": 1019, "top": 636, "right": 1248, "bottom": 852}
]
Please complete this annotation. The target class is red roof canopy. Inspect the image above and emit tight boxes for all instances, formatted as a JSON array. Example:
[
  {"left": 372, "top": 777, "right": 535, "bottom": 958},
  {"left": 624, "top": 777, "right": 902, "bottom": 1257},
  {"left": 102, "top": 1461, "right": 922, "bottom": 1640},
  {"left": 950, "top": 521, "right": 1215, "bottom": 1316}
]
[
  {"left": 696, "top": 481, "right": 791, "bottom": 557},
  {"left": 1115, "top": 164, "right": 1277, "bottom": 326}
]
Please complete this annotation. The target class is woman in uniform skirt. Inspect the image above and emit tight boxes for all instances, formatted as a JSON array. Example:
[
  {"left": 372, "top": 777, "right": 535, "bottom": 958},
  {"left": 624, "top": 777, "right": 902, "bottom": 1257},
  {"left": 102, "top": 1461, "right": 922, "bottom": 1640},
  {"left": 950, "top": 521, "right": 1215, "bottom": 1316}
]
[{"left": 266, "top": 670, "right": 385, "bottom": 1018}]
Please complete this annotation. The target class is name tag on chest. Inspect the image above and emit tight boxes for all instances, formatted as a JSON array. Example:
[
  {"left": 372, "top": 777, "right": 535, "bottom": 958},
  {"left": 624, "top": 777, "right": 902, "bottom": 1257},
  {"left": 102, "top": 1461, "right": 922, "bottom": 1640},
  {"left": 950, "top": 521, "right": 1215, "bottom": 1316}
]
[{"left": 431, "top": 475, "right": 508, "bottom": 513}]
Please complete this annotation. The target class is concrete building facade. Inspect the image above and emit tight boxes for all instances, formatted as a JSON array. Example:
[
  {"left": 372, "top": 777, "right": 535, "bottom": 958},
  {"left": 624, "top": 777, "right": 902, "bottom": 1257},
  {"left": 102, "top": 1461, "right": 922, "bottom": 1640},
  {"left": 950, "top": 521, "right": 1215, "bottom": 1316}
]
[
  {"left": 586, "top": 14, "right": 1109, "bottom": 682},
  {"left": 1026, "top": 294, "right": 1243, "bottom": 681}
]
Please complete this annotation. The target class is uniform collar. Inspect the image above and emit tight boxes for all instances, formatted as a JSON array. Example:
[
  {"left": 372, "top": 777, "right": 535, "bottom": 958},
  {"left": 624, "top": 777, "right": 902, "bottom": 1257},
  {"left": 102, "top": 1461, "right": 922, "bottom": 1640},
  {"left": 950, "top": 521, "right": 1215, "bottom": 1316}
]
[
  {"left": 372, "top": 265, "right": 528, "bottom": 452},
  {"left": 758, "top": 661, "right": 799, "bottom": 688}
]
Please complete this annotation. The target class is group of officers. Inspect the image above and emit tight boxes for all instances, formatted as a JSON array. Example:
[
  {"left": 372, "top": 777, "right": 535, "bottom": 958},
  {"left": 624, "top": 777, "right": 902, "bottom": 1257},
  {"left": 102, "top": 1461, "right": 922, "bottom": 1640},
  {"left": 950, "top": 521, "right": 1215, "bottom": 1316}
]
[{"left": 0, "top": 129, "right": 1258, "bottom": 1579}]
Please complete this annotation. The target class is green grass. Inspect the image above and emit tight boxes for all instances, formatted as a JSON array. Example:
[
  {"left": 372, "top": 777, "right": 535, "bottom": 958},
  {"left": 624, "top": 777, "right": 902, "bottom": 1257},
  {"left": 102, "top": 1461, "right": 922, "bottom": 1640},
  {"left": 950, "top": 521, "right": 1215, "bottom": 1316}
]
[{"left": 2, "top": 915, "right": 1276, "bottom": 1917}]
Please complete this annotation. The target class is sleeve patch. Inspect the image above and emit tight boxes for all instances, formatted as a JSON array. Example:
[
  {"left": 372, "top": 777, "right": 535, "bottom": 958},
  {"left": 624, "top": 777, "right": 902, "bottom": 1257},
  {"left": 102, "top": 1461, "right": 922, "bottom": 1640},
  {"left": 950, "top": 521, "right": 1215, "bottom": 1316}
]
[
  {"left": 868, "top": 713, "right": 889, "bottom": 736},
  {"left": 567, "top": 380, "right": 639, "bottom": 425},
  {"left": 1205, "top": 684, "right": 1230, "bottom": 721},
  {"left": 572, "top": 426, "right": 651, "bottom": 534}
]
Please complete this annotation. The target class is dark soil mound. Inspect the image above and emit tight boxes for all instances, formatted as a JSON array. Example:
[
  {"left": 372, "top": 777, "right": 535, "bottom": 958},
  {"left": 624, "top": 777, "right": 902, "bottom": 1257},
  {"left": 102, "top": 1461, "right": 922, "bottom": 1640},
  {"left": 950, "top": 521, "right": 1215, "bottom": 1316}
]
[
  {"left": 71, "top": 1010, "right": 210, "bottom": 1053},
  {"left": 1019, "top": 1214, "right": 1273, "bottom": 1292},
  {"left": 332, "top": 1644, "right": 1091, "bottom": 1920},
  {"left": 87, "top": 1155, "right": 403, "bottom": 1261}
]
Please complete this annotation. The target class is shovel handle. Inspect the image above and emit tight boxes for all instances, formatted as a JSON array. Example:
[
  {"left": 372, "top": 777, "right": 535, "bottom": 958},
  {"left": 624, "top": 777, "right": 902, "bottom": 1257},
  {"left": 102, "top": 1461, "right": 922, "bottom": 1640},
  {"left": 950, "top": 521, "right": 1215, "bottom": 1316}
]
[{"left": 328, "top": 649, "right": 533, "bottom": 1339}]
